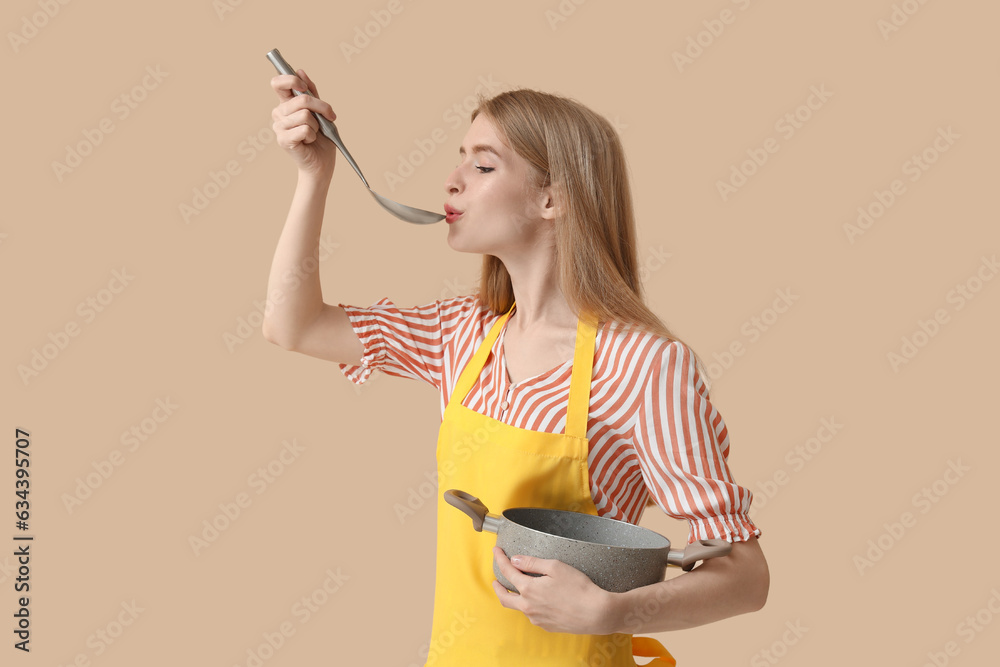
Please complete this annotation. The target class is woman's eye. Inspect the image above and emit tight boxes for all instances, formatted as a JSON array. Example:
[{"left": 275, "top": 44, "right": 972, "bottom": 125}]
[{"left": 476, "top": 166, "right": 494, "bottom": 173}]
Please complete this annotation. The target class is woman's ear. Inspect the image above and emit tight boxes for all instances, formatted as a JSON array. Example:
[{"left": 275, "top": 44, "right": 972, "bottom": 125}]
[{"left": 539, "top": 180, "right": 564, "bottom": 221}]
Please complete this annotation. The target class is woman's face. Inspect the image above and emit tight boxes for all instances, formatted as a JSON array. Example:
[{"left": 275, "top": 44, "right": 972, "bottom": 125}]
[{"left": 443, "top": 115, "right": 552, "bottom": 258}]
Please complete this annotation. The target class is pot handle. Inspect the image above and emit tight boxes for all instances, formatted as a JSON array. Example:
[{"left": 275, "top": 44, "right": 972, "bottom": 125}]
[
  {"left": 667, "top": 539, "right": 732, "bottom": 572},
  {"left": 444, "top": 490, "right": 503, "bottom": 533}
]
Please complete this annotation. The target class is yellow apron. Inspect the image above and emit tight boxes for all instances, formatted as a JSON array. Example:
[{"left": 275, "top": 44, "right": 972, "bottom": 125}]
[{"left": 427, "top": 302, "right": 676, "bottom": 666}]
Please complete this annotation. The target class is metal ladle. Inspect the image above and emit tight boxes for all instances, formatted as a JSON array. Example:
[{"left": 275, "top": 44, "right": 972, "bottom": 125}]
[{"left": 266, "top": 48, "right": 444, "bottom": 225}]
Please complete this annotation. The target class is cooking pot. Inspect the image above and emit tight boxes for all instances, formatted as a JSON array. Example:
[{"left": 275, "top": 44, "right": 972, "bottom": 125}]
[{"left": 445, "top": 489, "right": 732, "bottom": 594}]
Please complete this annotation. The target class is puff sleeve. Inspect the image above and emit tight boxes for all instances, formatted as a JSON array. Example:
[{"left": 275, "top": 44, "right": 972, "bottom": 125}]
[
  {"left": 336, "top": 295, "right": 475, "bottom": 390},
  {"left": 632, "top": 340, "right": 761, "bottom": 544}
]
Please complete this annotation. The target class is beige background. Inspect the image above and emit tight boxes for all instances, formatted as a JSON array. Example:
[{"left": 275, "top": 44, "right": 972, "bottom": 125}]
[{"left": 3, "top": 0, "right": 998, "bottom": 664}]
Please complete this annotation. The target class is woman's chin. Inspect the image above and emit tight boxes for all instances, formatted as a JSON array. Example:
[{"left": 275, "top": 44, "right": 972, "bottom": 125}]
[{"left": 445, "top": 231, "right": 479, "bottom": 255}]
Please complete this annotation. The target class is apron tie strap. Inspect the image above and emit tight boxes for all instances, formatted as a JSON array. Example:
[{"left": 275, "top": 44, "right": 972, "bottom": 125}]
[{"left": 632, "top": 636, "right": 677, "bottom": 666}]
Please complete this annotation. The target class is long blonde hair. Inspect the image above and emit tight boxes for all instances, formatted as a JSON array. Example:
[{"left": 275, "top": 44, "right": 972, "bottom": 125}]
[{"left": 470, "top": 88, "right": 710, "bottom": 386}]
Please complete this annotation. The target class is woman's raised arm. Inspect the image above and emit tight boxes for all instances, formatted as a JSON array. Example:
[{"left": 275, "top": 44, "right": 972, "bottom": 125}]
[{"left": 261, "top": 69, "right": 363, "bottom": 366}]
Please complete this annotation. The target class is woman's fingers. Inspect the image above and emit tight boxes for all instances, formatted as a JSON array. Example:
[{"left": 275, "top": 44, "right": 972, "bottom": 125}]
[
  {"left": 272, "top": 106, "right": 317, "bottom": 133},
  {"left": 298, "top": 68, "right": 318, "bottom": 97},
  {"left": 270, "top": 72, "right": 336, "bottom": 122},
  {"left": 268, "top": 68, "right": 338, "bottom": 176},
  {"left": 270, "top": 73, "right": 308, "bottom": 101}
]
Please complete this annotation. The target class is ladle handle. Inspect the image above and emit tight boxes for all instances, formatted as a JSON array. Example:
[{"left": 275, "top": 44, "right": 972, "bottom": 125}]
[
  {"left": 667, "top": 539, "right": 732, "bottom": 572},
  {"left": 265, "top": 48, "right": 370, "bottom": 189}
]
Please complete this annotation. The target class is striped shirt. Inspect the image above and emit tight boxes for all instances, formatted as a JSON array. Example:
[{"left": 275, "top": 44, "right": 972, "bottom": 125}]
[{"left": 337, "top": 294, "right": 760, "bottom": 544}]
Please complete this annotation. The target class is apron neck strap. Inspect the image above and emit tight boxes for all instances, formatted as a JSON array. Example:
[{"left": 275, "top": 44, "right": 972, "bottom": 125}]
[
  {"left": 448, "top": 301, "right": 598, "bottom": 440},
  {"left": 567, "top": 309, "right": 597, "bottom": 439}
]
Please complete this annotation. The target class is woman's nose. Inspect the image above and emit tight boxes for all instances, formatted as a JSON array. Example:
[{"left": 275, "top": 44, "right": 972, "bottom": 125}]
[{"left": 444, "top": 165, "right": 462, "bottom": 194}]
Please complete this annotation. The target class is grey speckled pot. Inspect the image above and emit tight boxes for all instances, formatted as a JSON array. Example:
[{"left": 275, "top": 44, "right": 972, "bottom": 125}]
[{"left": 444, "top": 489, "right": 732, "bottom": 594}]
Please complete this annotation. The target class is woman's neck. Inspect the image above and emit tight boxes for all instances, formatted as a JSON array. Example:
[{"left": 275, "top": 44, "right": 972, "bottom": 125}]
[{"left": 506, "top": 272, "right": 577, "bottom": 334}]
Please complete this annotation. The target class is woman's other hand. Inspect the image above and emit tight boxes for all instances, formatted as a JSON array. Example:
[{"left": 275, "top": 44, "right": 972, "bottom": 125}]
[{"left": 491, "top": 547, "right": 618, "bottom": 635}]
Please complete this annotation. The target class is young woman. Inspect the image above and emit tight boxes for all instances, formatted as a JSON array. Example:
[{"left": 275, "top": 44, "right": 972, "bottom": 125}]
[{"left": 263, "top": 69, "right": 768, "bottom": 666}]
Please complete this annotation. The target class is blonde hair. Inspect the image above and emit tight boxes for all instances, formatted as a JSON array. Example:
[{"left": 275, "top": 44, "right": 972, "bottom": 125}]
[{"left": 470, "top": 88, "right": 711, "bottom": 387}]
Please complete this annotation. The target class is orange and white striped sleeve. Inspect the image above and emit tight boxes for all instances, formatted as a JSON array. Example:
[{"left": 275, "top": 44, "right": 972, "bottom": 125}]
[
  {"left": 335, "top": 295, "right": 476, "bottom": 389},
  {"left": 633, "top": 339, "right": 761, "bottom": 544}
]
